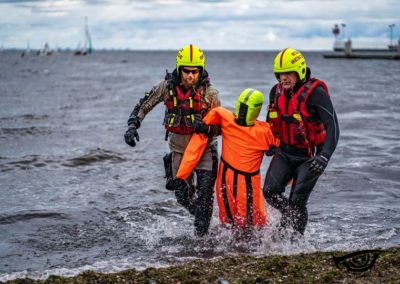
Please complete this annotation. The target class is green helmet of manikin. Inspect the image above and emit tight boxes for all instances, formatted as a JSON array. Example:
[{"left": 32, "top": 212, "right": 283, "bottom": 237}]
[{"left": 235, "top": 88, "right": 264, "bottom": 126}]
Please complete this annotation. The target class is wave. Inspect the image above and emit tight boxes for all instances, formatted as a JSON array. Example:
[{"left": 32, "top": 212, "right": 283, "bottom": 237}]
[
  {"left": 18, "top": 68, "right": 42, "bottom": 78},
  {"left": 62, "top": 148, "right": 127, "bottom": 167},
  {"left": 0, "top": 155, "right": 58, "bottom": 171},
  {"left": 0, "top": 210, "right": 68, "bottom": 225},
  {"left": 0, "top": 126, "right": 52, "bottom": 138},
  {"left": 0, "top": 114, "right": 49, "bottom": 121},
  {"left": 0, "top": 148, "right": 127, "bottom": 171}
]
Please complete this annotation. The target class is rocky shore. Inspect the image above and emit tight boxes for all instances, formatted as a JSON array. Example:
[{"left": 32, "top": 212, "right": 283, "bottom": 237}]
[{"left": 4, "top": 247, "right": 400, "bottom": 283}]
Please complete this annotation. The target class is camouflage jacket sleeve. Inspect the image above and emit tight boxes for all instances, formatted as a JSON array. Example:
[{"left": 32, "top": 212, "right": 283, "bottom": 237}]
[{"left": 126, "top": 80, "right": 168, "bottom": 128}]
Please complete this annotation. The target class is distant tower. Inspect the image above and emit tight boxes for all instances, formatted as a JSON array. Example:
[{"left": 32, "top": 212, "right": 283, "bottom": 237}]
[{"left": 332, "top": 24, "right": 340, "bottom": 39}]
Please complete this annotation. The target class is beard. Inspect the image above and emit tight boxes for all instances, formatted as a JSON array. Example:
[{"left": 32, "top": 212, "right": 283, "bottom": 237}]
[{"left": 181, "top": 76, "right": 199, "bottom": 88}]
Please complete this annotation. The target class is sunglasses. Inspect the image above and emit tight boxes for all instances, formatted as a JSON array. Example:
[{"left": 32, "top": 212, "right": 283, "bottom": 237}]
[{"left": 181, "top": 68, "right": 200, "bottom": 75}]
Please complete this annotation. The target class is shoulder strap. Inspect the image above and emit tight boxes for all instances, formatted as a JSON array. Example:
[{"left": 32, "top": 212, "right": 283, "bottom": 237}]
[
  {"left": 271, "top": 83, "right": 281, "bottom": 105},
  {"left": 296, "top": 79, "right": 315, "bottom": 111}
]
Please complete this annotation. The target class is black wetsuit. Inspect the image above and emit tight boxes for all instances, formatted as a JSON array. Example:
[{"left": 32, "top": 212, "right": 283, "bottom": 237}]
[{"left": 263, "top": 71, "right": 340, "bottom": 234}]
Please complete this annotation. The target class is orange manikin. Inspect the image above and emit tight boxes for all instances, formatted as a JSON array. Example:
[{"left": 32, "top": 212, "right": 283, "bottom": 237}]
[{"left": 177, "top": 88, "right": 279, "bottom": 228}]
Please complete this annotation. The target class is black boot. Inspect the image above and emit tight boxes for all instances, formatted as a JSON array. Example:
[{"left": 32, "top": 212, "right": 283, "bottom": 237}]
[
  {"left": 174, "top": 179, "right": 196, "bottom": 215},
  {"left": 193, "top": 170, "right": 215, "bottom": 236}
]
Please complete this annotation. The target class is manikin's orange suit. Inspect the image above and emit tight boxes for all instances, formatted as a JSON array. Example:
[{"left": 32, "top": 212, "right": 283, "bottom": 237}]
[{"left": 176, "top": 106, "right": 279, "bottom": 228}]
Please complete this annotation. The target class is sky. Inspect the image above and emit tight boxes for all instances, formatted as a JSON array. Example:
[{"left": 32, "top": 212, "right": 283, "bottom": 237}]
[{"left": 0, "top": 0, "right": 399, "bottom": 51}]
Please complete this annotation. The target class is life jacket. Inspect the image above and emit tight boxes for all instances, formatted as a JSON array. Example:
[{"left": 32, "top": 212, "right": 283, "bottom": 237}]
[
  {"left": 267, "top": 78, "right": 329, "bottom": 156},
  {"left": 164, "top": 72, "right": 209, "bottom": 135}
]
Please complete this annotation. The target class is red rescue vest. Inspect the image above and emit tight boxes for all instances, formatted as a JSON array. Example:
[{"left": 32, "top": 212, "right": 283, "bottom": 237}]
[
  {"left": 267, "top": 78, "right": 329, "bottom": 155},
  {"left": 164, "top": 84, "right": 205, "bottom": 134}
]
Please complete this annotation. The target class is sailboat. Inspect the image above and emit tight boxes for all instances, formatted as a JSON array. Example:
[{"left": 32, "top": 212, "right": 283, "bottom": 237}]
[
  {"left": 74, "top": 17, "right": 93, "bottom": 56},
  {"left": 21, "top": 41, "right": 32, "bottom": 57},
  {"left": 39, "top": 42, "right": 54, "bottom": 56}
]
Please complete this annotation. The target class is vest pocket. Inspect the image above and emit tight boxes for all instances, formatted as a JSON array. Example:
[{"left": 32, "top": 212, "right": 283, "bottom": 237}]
[
  {"left": 267, "top": 105, "right": 281, "bottom": 138},
  {"left": 183, "top": 113, "right": 201, "bottom": 128},
  {"left": 291, "top": 117, "right": 308, "bottom": 145},
  {"left": 164, "top": 111, "right": 181, "bottom": 127}
]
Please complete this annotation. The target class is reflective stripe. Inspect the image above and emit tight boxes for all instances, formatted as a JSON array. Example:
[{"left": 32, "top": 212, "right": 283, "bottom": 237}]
[
  {"left": 243, "top": 88, "right": 255, "bottom": 104},
  {"left": 169, "top": 96, "right": 178, "bottom": 127},
  {"left": 269, "top": 111, "right": 278, "bottom": 119},
  {"left": 280, "top": 48, "right": 288, "bottom": 68},
  {"left": 189, "top": 97, "right": 195, "bottom": 123},
  {"left": 293, "top": 113, "right": 302, "bottom": 121},
  {"left": 168, "top": 114, "right": 175, "bottom": 127}
]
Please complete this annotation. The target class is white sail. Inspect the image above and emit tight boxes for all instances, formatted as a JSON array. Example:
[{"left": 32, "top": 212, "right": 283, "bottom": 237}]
[
  {"left": 84, "top": 17, "right": 93, "bottom": 54},
  {"left": 75, "top": 17, "right": 92, "bottom": 55}
]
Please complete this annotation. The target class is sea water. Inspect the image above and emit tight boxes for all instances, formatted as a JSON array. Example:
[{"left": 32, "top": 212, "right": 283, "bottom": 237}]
[{"left": 0, "top": 50, "right": 399, "bottom": 281}]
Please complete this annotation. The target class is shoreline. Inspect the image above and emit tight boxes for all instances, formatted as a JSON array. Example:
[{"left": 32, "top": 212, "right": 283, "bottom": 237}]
[{"left": 4, "top": 246, "right": 400, "bottom": 283}]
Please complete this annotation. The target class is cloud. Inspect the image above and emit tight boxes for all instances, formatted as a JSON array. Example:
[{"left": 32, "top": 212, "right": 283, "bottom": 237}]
[
  {"left": 0, "top": 0, "right": 40, "bottom": 2},
  {"left": 0, "top": 0, "right": 399, "bottom": 50}
]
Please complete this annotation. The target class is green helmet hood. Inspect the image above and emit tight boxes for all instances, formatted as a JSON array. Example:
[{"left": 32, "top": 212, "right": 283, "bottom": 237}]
[{"left": 235, "top": 88, "right": 264, "bottom": 126}]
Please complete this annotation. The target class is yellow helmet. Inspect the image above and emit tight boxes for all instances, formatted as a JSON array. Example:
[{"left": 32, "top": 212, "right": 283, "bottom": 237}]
[
  {"left": 236, "top": 88, "right": 264, "bottom": 126},
  {"left": 273, "top": 48, "right": 307, "bottom": 81},
  {"left": 176, "top": 44, "right": 205, "bottom": 73}
]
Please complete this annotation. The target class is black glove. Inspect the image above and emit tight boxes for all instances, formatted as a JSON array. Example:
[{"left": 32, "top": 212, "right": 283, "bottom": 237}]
[
  {"left": 309, "top": 155, "right": 329, "bottom": 176},
  {"left": 194, "top": 120, "right": 220, "bottom": 137},
  {"left": 265, "top": 146, "right": 277, "bottom": 156},
  {"left": 174, "top": 178, "right": 188, "bottom": 191},
  {"left": 124, "top": 126, "right": 140, "bottom": 147},
  {"left": 194, "top": 120, "right": 210, "bottom": 134}
]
